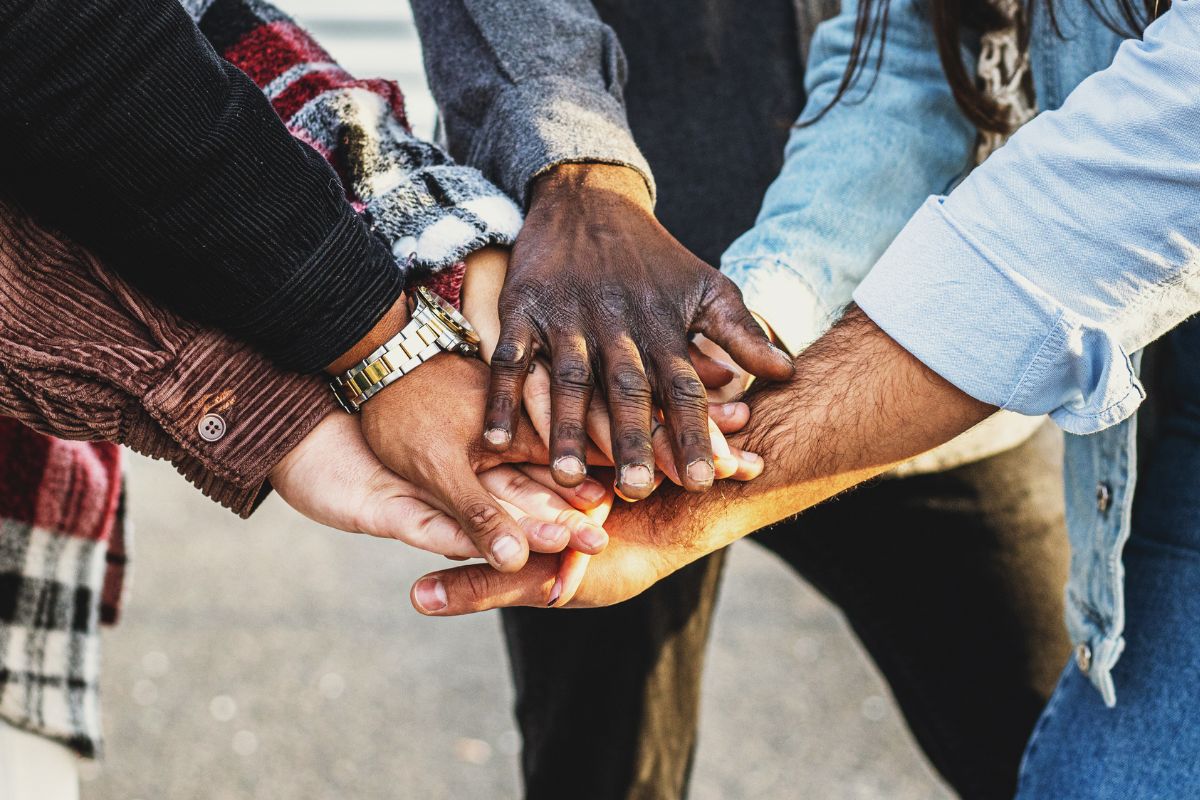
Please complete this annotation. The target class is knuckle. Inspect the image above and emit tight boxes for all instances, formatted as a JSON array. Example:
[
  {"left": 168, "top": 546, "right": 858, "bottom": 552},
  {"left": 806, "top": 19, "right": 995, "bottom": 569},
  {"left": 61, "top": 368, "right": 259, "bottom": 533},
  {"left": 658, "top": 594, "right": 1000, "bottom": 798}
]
[
  {"left": 486, "top": 392, "right": 517, "bottom": 418},
  {"left": 461, "top": 568, "right": 494, "bottom": 605},
  {"left": 492, "top": 340, "right": 530, "bottom": 369},
  {"left": 527, "top": 377, "right": 552, "bottom": 402},
  {"left": 616, "top": 428, "right": 652, "bottom": 456},
  {"left": 502, "top": 278, "right": 549, "bottom": 311},
  {"left": 553, "top": 421, "right": 587, "bottom": 445},
  {"left": 676, "top": 427, "right": 709, "bottom": 449},
  {"left": 599, "top": 284, "right": 630, "bottom": 316},
  {"left": 462, "top": 500, "right": 503, "bottom": 535},
  {"left": 498, "top": 470, "right": 527, "bottom": 500},
  {"left": 609, "top": 367, "right": 653, "bottom": 403},
  {"left": 551, "top": 357, "right": 592, "bottom": 390},
  {"left": 668, "top": 372, "right": 707, "bottom": 405}
]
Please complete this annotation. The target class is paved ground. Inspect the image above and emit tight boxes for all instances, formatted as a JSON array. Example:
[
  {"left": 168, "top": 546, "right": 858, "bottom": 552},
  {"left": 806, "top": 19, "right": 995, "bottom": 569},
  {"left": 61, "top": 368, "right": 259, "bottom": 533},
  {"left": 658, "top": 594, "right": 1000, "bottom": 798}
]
[
  {"left": 80, "top": 454, "right": 952, "bottom": 800},
  {"left": 80, "top": 4, "right": 954, "bottom": 797}
]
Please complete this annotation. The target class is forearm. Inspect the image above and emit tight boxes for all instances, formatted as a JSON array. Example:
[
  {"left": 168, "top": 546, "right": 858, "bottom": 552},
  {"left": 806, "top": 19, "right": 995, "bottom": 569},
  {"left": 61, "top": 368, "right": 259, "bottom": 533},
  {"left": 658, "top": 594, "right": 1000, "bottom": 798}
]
[
  {"left": 632, "top": 308, "right": 995, "bottom": 549},
  {"left": 0, "top": 199, "right": 336, "bottom": 517},
  {"left": 409, "top": 0, "right": 653, "bottom": 205},
  {"left": 0, "top": 0, "right": 400, "bottom": 372},
  {"left": 854, "top": 3, "right": 1200, "bottom": 436},
  {"left": 720, "top": 0, "right": 974, "bottom": 355}
]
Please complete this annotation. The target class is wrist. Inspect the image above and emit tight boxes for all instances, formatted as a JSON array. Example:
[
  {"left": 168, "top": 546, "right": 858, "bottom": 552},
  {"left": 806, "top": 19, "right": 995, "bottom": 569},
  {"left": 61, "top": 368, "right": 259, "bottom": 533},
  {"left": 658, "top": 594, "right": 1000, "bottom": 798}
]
[
  {"left": 461, "top": 247, "right": 508, "bottom": 361},
  {"left": 531, "top": 163, "right": 653, "bottom": 212},
  {"left": 325, "top": 292, "right": 409, "bottom": 375}
]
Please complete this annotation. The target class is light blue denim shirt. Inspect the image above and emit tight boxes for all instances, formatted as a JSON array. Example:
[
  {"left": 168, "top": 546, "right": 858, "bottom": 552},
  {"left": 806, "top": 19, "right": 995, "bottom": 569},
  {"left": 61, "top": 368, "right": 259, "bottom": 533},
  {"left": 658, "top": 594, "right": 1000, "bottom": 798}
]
[{"left": 724, "top": 0, "right": 1200, "bottom": 704}]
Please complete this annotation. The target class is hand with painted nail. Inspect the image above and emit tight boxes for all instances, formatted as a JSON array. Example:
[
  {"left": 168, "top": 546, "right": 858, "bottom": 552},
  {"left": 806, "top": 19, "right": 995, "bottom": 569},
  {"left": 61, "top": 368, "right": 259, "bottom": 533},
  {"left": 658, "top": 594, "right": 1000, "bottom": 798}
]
[
  {"left": 410, "top": 306, "right": 997, "bottom": 615},
  {"left": 272, "top": 412, "right": 613, "bottom": 561},
  {"left": 409, "top": 483, "right": 723, "bottom": 614},
  {"left": 354, "top": 354, "right": 609, "bottom": 573},
  {"left": 479, "top": 163, "right": 794, "bottom": 499}
]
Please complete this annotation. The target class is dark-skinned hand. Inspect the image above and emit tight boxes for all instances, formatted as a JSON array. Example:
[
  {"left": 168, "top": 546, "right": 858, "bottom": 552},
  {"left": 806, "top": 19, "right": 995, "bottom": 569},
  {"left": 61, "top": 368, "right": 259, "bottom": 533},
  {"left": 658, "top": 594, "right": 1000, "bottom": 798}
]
[{"left": 482, "top": 163, "right": 794, "bottom": 499}]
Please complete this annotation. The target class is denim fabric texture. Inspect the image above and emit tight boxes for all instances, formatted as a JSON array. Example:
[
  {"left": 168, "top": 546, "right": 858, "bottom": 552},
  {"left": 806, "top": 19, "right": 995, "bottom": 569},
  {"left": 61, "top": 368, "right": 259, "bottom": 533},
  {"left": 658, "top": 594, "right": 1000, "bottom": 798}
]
[
  {"left": 1015, "top": 317, "right": 1200, "bottom": 797},
  {"left": 725, "top": 0, "right": 1199, "bottom": 703}
]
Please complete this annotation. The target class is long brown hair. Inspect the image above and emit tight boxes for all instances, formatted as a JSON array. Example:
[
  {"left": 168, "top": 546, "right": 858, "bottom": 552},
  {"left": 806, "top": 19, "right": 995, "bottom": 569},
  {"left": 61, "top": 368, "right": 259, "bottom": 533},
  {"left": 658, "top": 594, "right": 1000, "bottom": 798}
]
[{"left": 809, "top": 0, "right": 1167, "bottom": 134}]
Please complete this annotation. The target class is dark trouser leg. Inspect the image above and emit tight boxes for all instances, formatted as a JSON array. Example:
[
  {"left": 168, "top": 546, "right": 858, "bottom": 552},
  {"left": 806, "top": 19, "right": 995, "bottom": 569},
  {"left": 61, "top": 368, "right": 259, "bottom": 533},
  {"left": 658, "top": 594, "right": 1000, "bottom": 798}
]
[
  {"left": 502, "top": 550, "right": 727, "bottom": 800},
  {"left": 753, "top": 423, "right": 1070, "bottom": 799},
  {"left": 505, "top": 424, "right": 1069, "bottom": 800}
]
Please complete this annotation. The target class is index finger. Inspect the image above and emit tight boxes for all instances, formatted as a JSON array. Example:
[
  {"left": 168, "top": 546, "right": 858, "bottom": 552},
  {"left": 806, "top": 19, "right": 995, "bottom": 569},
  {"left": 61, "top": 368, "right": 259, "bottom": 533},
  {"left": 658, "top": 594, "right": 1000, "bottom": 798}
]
[{"left": 484, "top": 314, "right": 538, "bottom": 450}]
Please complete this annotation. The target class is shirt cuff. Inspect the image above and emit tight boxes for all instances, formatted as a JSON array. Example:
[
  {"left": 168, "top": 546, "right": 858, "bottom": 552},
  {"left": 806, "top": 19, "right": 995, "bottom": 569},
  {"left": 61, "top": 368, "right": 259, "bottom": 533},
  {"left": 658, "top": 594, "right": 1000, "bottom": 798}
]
[
  {"left": 471, "top": 76, "right": 655, "bottom": 208},
  {"left": 722, "top": 257, "right": 838, "bottom": 357},
  {"left": 134, "top": 329, "right": 338, "bottom": 517},
  {"left": 853, "top": 197, "right": 1145, "bottom": 435}
]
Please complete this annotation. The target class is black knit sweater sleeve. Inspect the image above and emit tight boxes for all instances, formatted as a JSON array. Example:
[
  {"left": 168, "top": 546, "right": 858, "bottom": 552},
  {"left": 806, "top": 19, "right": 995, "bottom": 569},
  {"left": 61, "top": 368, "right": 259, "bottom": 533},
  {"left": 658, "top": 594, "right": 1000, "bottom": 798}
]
[{"left": 0, "top": 0, "right": 402, "bottom": 372}]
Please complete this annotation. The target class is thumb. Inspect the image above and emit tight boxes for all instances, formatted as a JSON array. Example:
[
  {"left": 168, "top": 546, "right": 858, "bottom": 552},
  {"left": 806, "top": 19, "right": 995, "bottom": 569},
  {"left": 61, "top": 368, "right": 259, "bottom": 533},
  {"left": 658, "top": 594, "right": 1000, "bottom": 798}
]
[
  {"left": 427, "top": 457, "right": 533, "bottom": 572},
  {"left": 696, "top": 280, "right": 794, "bottom": 382},
  {"left": 411, "top": 554, "right": 560, "bottom": 615}
]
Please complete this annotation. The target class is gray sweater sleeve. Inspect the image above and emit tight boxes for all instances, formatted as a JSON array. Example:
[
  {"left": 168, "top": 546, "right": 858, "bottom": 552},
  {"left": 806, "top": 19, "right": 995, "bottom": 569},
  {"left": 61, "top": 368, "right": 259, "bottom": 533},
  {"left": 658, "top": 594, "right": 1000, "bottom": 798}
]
[{"left": 409, "top": 0, "right": 655, "bottom": 207}]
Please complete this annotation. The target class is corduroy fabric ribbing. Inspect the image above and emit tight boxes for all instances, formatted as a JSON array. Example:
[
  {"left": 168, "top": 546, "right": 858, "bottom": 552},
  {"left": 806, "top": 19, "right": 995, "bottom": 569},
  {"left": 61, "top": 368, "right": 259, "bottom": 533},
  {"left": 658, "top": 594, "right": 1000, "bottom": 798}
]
[
  {"left": 0, "top": 199, "right": 335, "bottom": 518},
  {"left": 0, "top": 0, "right": 401, "bottom": 372}
]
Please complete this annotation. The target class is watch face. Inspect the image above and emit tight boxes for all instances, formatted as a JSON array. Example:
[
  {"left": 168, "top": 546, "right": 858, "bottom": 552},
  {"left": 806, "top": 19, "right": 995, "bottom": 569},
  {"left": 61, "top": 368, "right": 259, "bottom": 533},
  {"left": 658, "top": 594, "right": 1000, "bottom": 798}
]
[{"left": 420, "top": 287, "right": 481, "bottom": 346}]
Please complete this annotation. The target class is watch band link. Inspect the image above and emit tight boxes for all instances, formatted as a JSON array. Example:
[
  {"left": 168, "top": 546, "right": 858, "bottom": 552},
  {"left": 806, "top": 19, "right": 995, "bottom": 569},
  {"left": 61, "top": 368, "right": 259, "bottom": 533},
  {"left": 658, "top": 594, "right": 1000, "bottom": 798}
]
[{"left": 330, "top": 300, "right": 462, "bottom": 413}]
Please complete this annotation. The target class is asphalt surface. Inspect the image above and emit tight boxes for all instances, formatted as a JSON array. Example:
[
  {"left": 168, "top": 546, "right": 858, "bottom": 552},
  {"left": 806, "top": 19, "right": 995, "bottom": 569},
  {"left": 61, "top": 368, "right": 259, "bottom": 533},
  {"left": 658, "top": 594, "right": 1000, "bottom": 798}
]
[{"left": 80, "top": 3, "right": 954, "bottom": 797}]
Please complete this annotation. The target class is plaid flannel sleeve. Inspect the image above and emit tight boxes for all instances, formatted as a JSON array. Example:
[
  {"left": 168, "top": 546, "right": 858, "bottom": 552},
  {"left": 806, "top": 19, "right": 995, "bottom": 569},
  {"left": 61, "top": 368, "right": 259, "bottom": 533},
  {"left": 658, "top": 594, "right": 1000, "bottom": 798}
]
[{"left": 192, "top": 0, "right": 522, "bottom": 304}]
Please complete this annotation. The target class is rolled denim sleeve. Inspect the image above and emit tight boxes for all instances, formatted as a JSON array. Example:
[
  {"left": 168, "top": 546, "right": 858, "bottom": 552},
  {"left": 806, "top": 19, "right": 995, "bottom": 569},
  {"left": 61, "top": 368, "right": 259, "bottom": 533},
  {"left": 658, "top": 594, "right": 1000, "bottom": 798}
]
[
  {"left": 721, "top": 0, "right": 975, "bottom": 355},
  {"left": 855, "top": 4, "right": 1200, "bottom": 434},
  {"left": 409, "top": 0, "right": 654, "bottom": 206}
]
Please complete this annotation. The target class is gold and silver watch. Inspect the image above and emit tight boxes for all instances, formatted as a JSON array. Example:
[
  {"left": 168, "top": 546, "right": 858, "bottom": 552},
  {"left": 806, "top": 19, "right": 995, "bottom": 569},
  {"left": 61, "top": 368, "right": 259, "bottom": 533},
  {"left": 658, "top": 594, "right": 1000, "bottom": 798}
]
[{"left": 330, "top": 286, "right": 481, "bottom": 413}]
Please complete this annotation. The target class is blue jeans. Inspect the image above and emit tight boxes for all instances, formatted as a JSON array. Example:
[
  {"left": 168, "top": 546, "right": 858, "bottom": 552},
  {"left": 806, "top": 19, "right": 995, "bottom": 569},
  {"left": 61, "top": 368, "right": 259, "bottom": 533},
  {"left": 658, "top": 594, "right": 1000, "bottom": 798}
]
[{"left": 1016, "top": 317, "right": 1200, "bottom": 799}]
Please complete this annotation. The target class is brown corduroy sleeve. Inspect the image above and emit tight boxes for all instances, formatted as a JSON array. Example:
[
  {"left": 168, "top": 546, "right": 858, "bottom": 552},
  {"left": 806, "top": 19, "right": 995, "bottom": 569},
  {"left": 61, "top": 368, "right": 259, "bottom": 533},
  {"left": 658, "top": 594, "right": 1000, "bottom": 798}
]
[{"left": 0, "top": 200, "right": 337, "bottom": 517}]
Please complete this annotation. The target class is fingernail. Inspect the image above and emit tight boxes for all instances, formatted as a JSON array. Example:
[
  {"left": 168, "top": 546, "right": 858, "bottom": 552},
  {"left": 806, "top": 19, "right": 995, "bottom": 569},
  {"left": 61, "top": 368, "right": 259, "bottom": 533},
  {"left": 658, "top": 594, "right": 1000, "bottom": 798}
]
[
  {"left": 553, "top": 455, "right": 586, "bottom": 479},
  {"left": 484, "top": 428, "right": 510, "bottom": 446},
  {"left": 576, "top": 479, "right": 606, "bottom": 504},
  {"left": 687, "top": 459, "right": 715, "bottom": 486},
  {"left": 743, "top": 451, "right": 763, "bottom": 465},
  {"left": 490, "top": 534, "right": 521, "bottom": 565},
  {"left": 414, "top": 578, "right": 447, "bottom": 612},
  {"left": 619, "top": 464, "right": 653, "bottom": 489},
  {"left": 547, "top": 577, "right": 563, "bottom": 607},
  {"left": 721, "top": 402, "right": 742, "bottom": 417},
  {"left": 535, "top": 522, "right": 569, "bottom": 545},
  {"left": 714, "top": 454, "right": 740, "bottom": 476},
  {"left": 578, "top": 523, "right": 608, "bottom": 551}
]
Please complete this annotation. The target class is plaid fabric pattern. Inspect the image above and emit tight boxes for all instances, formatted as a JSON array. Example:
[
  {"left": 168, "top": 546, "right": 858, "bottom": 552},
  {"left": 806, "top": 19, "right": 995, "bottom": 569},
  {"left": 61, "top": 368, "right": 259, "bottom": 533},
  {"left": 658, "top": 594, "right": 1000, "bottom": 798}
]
[
  {"left": 192, "top": 0, "right": 522, "bottom": 306},
  {"left": 0, "top": 0, "right": 521, "bottom": 756},
  {"left": 0, "top": 419, "right": 124, "bottom": 758}
]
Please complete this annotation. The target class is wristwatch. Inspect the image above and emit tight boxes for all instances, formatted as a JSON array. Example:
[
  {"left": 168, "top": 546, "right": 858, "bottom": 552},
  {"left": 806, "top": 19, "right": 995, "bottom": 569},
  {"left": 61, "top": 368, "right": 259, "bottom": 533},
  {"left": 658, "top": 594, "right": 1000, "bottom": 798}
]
[{"left": 330, "top": 286, "right": 481, "bottom": 413}]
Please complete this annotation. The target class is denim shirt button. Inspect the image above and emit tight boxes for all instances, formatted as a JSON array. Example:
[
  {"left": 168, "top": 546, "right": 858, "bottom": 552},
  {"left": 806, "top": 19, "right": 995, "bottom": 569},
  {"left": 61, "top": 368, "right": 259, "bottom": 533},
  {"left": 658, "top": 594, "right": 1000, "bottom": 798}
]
[
  {"left": 1075, "top": 643, "right": 1093, "bottom": 674},
  {"left": 1096, "top": 482, "right": 1112, "bottom": 514}
]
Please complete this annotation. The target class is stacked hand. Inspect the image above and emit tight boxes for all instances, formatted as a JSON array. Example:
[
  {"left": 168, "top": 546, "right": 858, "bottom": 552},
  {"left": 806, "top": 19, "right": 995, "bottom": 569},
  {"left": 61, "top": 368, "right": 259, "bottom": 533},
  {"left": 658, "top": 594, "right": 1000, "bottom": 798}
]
[
  {"left": 270, "top": 411, "right": 613, "bottom": 562},
  {"left": 477, "top": 164, "right": 793, "bottom": 498},
  {"left": 273, "top": 163, "right": 789, "bottom": 608}
]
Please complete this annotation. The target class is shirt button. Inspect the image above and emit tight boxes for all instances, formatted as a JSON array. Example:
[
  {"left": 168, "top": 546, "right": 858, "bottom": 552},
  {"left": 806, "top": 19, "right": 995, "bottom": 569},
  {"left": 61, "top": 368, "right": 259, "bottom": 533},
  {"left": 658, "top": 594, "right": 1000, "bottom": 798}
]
[
  {"left": 198, "top": 413, "right": 227, "bottom": 442},
  {"left": 1075, "top": 643, "right": 1092, "bottom": 674},
  {"left": 1096, "top": 482, "right": 1112, "bottom": 514}
]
